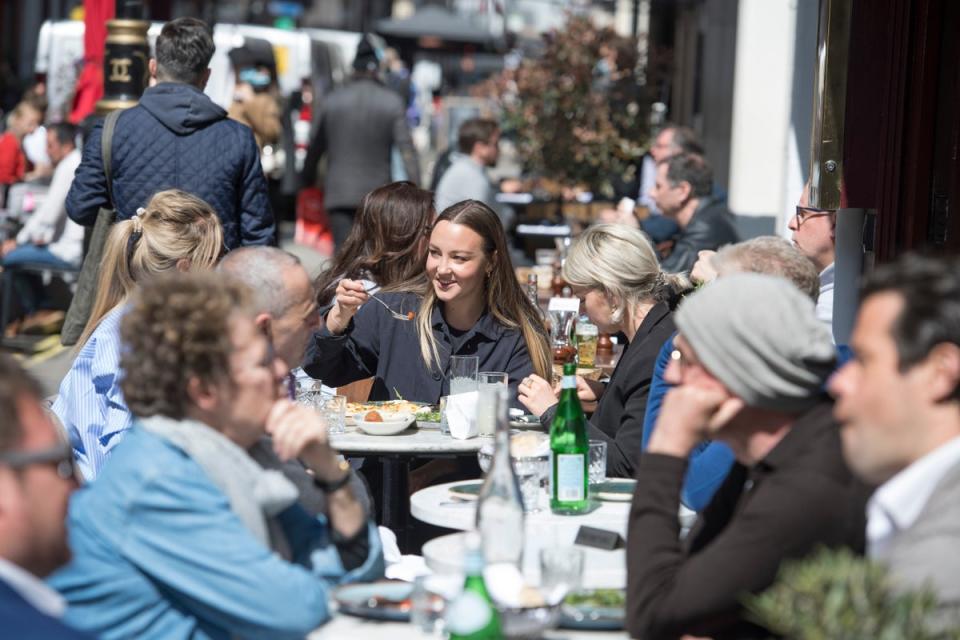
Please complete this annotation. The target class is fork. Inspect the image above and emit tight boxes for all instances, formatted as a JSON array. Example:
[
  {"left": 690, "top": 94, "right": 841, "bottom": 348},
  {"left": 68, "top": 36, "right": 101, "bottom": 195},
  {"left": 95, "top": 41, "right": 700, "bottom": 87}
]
[{"left": 364, "top": 288, "right": 414, "bottom": 321}]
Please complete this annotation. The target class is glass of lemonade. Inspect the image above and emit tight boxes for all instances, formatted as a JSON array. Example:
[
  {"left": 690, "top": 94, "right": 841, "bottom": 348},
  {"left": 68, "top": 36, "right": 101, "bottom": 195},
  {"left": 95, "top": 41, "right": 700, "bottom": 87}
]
[
  {"left": 476, "top": 371, "right": 507, "bottom": 436},
  {"left": 448, "top": 355, "right": 479, "bottom": 395}
]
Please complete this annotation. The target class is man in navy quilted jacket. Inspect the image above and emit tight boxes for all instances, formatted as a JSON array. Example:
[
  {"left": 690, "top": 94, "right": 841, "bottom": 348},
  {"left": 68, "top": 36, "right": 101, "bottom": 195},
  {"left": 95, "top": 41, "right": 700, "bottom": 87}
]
[{"left": 66, "top": 18, "right": 274, "bottom": 250}]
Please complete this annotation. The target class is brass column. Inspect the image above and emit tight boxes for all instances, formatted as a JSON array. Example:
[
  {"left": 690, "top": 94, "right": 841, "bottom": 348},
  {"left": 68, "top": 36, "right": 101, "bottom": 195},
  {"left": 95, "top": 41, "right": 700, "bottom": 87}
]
[
  {"left": 808, "top": 0, "right": 853, "bottom": 209},
  {"left": 96, "top": 1, "right": 149, "bottom": 114}
]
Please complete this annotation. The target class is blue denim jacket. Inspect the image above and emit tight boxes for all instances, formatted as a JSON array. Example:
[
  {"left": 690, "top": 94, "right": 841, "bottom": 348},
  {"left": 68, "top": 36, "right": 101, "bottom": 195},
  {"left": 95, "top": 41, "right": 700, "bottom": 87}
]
[{"left": 48, "top": 427, "right": 384, "bottom": 640}]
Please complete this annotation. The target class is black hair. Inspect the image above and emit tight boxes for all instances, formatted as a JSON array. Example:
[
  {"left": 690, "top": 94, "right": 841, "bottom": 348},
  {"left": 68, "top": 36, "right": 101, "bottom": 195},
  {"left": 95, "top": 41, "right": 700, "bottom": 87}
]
[
  {"left": 861, "top": 253, "right": 960, "bottom": 398},
  {"left": 662, "top": 153, "right": 713, "bottom": 199},
  {"left": 154, "top": 18, "right": 215, "bottom": 85},
  {"left": 457, "top": 118, "right": 499, "bottom": 155},
  {"left": 48, "top": 122, "right": 78, "bottom": 147}
]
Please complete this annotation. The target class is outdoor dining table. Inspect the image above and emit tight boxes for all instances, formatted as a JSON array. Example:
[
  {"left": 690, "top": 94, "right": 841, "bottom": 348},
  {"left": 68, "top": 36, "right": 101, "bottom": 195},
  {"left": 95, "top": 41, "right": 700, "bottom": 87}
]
[
  {"left": 411, "top": 480, "right": 640, "bottom": 590},
  {"left": 329, "top": 424, "right": 491, "bottom": 549},
  {"left": 309, "top": 615, "right": 628, "bottom": 639}
]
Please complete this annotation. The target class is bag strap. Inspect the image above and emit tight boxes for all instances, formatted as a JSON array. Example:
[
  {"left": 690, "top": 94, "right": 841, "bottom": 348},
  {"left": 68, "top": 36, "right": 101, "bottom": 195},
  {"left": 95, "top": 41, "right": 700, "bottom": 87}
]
[{"left": 101, "top": 109, "right": 123, "bottom": 209}]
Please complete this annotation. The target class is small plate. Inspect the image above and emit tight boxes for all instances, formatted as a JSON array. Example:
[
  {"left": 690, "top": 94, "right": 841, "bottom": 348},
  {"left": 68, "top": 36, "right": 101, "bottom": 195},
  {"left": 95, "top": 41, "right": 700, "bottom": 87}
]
[
  {"left": 448, "top": 480, "right": 483, "bottom": 501},
  {"left": 591, "top": 479, "right": 636, "bottom": 502},
  {"left": 356, "top": 412, "right": 416, "bottom": 435},
  {"left": 333, "top": 580, "right": 415, "bottom": 621},
  {"left": 509, "top": 414, "right": 542, "bottom": 429}
]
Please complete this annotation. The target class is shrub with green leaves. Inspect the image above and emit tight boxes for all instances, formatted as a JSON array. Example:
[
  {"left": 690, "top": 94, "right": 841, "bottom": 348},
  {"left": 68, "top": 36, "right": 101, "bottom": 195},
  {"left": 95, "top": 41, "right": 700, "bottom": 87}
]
[{"left": 746, "top": 547, "right": 960, "bottom": 639}]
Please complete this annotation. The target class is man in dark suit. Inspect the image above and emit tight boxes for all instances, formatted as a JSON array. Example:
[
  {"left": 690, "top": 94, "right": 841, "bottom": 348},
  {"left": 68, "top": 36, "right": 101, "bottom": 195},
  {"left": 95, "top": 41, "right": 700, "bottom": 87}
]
[
  {"left": 302, "top": 34, "right": 420, "bottom": 247},
  {"left": 0, "top": 355, "right": 91, "bottom": 638},
  {"left": 627, "top": 274, "right": 868, "bottom": 639},
  {"left": 831, "top": 253, "right": 960, "bottom": 622},
  {"left": 650, "top": 153, "right": 738, "bottom": 274}
]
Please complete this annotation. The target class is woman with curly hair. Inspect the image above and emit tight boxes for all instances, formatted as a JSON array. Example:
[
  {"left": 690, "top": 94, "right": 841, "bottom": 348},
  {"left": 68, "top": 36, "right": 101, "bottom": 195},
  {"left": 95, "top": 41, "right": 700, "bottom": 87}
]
[
  {"left": 313, "top": 180, "right": 435, "bottom": 307},
  {"left": 304, "top": 199, "right": 551, "bottom": 404},
  {"left": 52, "top": 189, "right": 223, "bottom": 480},
  {"left": 49, "top": 272, "right": 383, "bottom": 640}
]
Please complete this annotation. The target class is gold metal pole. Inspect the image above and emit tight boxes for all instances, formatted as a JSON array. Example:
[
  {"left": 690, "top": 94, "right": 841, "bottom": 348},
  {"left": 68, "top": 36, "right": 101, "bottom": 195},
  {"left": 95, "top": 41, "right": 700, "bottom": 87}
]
[
  {"left": 808, "top": 0, "right": 853, "bottom": 210},
  {"left": 96, "top": 4, "right": 149, "bottom": 115}
]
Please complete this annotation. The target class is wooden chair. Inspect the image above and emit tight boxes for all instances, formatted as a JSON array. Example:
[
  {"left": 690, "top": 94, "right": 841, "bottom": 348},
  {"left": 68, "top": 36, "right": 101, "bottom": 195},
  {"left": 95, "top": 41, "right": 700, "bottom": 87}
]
[{"left": 336, "top": 377, "right": 374, "bottom": 403}]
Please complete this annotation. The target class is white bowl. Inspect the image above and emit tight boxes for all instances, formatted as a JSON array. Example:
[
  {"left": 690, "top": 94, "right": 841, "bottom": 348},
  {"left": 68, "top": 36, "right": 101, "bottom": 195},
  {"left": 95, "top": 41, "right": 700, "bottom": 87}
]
[{"left": 356, "top": 412, "right": 415, "bottom": 435}]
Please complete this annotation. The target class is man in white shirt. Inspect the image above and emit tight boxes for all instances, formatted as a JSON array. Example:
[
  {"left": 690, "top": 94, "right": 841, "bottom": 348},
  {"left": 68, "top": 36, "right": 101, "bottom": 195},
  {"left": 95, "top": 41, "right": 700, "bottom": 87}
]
[
  {"left": 788, "top": 183, "right": 836, "bottom": 337},
  {"left": 830, "top": 253, "right": 960, "bottom": 617},
  {"left": 2, "top": 122, "right": 84, "bottom": 323},
  {"left": 0, "top": 355, "right": 90, "bottom": 637}
]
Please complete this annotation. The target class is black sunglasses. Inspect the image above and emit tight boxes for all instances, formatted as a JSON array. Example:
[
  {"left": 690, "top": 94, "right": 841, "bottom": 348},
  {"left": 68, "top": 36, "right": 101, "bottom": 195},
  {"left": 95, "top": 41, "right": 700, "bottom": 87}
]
[{"left": 0, "top": 442, "right": 79, "bottom": 481}]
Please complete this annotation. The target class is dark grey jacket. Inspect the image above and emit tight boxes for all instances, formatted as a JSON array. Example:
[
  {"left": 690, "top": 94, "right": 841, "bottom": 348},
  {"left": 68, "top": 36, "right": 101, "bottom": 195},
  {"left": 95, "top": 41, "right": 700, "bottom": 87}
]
[
  {"left": 302, "top": 77, "right": 420, "bottom": 210},
  {"left": 303, "top": 292, "right": 536, "bottom": 406},
  {"left": 660, "top": 198, "right": 739, "bottom": 274}
]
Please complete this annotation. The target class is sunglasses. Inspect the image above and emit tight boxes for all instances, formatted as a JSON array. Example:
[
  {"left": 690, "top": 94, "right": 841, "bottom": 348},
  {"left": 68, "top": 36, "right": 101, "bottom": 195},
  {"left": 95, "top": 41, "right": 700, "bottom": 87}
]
[
  {"left": 794, "top": 205, "right": 835, "bottom": 228},
  {"left": 0, "top": 442, "right": 79, "bottom": 482}
]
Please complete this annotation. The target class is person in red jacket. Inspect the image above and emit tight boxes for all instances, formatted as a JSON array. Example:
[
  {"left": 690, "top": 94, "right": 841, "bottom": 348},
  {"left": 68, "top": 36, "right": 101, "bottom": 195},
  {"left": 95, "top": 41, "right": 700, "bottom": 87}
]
[{"left": 0, "top": 101, "right": 43, "bottom": 190}]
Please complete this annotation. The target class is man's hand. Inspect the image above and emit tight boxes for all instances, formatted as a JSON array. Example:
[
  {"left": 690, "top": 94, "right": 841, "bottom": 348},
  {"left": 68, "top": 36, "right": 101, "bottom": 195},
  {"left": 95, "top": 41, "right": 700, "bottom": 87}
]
[
  {"left": 325, "top": 278, "right": 369, "bottom": 334},
  {"left": 1, "top": 239, "right": 18, "bottom": 256},
  {"left": 265, "top": 399, "right": 345, "bottom": 484},
  {"left": 690, "top": 250, "right": 718, "bottom": 285},
  {"left": 646, "top": 385, "right": 743, "bottom": 458},
  {"left": 518, "top": 374, "right": 559, "bottom": 417}
]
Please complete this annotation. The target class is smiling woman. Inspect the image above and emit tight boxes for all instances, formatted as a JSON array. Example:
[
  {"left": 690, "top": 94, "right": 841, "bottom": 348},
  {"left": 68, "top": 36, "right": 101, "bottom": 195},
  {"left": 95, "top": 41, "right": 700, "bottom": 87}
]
[{"left": 304, "top": 200, "right": 551, "bottom": 405}]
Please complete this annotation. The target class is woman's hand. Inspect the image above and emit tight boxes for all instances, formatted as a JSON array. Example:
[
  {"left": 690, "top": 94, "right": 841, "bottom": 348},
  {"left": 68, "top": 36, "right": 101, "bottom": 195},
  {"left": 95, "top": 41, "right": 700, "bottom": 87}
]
[
  {"left": 518, "top": 374, "right": 559, "bottom": 417},
  {"left": 576, "top": 376, "right": 604, "bottom": 404},
  {"left": 325, "top": 278, "right": 369, "bottom": 334}
]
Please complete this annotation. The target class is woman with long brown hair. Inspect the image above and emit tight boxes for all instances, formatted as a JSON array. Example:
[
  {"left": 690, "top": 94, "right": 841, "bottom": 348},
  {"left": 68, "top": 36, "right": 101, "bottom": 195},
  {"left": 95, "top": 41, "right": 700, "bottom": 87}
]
[
  {"left": 314, "top": 181, "right": 435, "bottom": 306},
  {"left": 304, "top": 199, "right": 550, "bottom": 404}
]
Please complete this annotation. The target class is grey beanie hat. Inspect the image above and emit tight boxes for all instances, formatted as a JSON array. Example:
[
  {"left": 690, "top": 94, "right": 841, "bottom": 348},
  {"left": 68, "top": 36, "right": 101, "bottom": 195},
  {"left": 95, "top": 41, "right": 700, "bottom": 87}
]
[{"left": 675, "top": 273, "right": 836, "bottom": 412}]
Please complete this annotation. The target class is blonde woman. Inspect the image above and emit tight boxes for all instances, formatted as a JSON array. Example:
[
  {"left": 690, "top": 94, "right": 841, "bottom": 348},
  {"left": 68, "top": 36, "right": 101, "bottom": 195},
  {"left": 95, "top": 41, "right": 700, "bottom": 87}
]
[
  {"left": 518, "top": 223, "right": 691, "bottom": 477},
  {"left": 304, "top": 199, "right": 550, "bottom": 404},
  {"left": 53, "top": 189, "right": 224, "bottom": 480}
]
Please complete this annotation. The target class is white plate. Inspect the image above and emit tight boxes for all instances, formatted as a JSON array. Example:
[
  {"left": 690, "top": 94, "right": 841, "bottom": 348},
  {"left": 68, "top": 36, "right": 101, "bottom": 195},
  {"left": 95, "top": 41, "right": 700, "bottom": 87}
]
[{"left": 356, "top": 412, "right": 416, "bottom": 435}]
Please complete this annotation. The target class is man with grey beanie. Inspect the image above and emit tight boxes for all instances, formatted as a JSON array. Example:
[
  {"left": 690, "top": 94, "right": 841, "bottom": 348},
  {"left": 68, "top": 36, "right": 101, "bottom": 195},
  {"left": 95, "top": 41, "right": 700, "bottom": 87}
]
[{"left": 626, "top": 273, "right": 869, "bottom": 640}]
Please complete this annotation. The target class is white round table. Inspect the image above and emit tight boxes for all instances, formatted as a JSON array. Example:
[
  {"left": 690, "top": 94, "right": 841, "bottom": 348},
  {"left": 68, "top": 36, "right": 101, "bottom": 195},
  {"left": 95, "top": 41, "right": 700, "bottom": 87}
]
[
  {"left": 412, "top": 481, "right": 633, "bottom": 589},
  {"left": 330, "top": 425, "right": 488, "bottom": 454}
]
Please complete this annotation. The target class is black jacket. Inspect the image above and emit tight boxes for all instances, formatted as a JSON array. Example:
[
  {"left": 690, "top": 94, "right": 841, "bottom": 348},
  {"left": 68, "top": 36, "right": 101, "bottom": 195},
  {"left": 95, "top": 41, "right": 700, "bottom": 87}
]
[
  {"left": 303, "top": 292, "right": 536, "bottom": 405},
  {"left": 66, "top": 83, "right": 274, "bottom": 250},
  {"left": 540, "top": 302, "right": 676, "bottom": 478},
  {"left": 626, "top": 401, "right": 869, "bottom": 640},
  {"left": 660, "top": 198, "right": 739, "bottom": 274}
]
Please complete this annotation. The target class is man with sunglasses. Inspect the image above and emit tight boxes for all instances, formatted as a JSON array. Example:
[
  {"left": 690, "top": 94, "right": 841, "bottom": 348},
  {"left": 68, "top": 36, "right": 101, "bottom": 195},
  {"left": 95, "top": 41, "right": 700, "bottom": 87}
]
[
  {"left": 0, "top": 355, "right": 91, "bottom": 638},
  {"left": 788, "top": 183, "right": 837, "bottom": 334}
]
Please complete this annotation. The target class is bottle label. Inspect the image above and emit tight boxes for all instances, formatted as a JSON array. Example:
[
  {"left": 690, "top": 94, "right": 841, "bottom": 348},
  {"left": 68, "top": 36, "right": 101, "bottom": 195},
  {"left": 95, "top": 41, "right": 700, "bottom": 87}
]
[
  {"left": 556, "top": 453, "right": 585, "bottom": 502},
  {"left": 562, "top": 375, "right": 576, "bottom": 389}
]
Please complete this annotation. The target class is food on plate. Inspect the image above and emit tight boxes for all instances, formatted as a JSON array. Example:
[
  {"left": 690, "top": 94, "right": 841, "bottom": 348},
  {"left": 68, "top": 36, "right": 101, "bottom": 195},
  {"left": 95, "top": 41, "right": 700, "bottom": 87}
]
[
  {"left": 347, "top": 400, "right": 424, "bottom": 416},
  {"left": 364, "top": 410, "right": 384, "bottom": 422},
  {"left": 518, "top": 585, "right": 546, "bottom": 608},
  {"left": 563, "top": 589, "right": 626, "bottom": 608},
  {"left": 510, "top": 432, "right": 550, "bottom": 457}
]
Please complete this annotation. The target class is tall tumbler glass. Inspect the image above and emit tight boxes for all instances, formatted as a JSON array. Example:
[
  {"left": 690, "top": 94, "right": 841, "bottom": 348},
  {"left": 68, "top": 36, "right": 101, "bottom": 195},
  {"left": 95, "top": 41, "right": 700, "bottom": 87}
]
[
  {"left": 448, "top": 355, "right": 479, "bottom": 395},
  {"left": 477, "top": 371, "right": 508, "bottom": 436}
]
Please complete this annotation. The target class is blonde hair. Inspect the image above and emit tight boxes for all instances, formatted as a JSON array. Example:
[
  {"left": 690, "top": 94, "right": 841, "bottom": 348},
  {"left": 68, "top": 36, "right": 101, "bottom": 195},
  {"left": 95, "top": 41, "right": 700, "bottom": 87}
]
[
  {"left": 563, "top": 223, "right": 691, "bottom": 325},
  {"left": 78, "top": 189, "right": 224, "bottom": 347},
  {"left": 410, "top": 201, "right": 551, "bottom": 380}
]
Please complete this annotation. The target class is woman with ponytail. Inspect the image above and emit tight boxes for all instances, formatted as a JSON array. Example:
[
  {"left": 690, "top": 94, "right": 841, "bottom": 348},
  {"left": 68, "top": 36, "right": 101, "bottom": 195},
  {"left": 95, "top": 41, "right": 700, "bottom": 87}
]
[
  {"left": 54, "top": 189, "right": 224, "bottom": 480},
  {"left": 304, "top": 199, "right": 551, "bottom": 405},
  {"left": 518, "top": 223, "right": 692, "bottom": 478}
]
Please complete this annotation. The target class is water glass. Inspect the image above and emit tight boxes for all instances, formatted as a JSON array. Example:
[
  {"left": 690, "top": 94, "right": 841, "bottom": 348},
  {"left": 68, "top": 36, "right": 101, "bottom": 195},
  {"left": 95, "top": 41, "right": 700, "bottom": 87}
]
[
  {"left": 439, "top": 396, "right": 450, "bottom": 436},
  {"left": 448, "top": 355, "right": 479, "bottom": 395},
  {"left": 323, "top": 395, "right": 346, "bottom": 435},
  {"left": 514, "top": 455, "right": 549, "bottom": 513},
  {"left": 476, "top": 371, "right": 508, "bottom": 436},
  {"left": 588, "top": 440, "right": 607, "bottom": 485},
  {"left": 539, "top": 546, "right": 584, "bottom": 601},
  {"left": 410, "top": 575, "right": 445, "bottom": 634}
]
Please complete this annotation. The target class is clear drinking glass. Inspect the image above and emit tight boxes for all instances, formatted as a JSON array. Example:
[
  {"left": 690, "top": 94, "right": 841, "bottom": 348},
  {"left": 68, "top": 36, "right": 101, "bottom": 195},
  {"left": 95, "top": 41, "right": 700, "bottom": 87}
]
[
  {"left": 477, "top": 371, "right": 508, "bottom": 436},
  {"left": 539, "top": 546, "right": 584, "bottom": 603},
  {"left": 324, "top": 395, "right": 346, "bottom": 435},
  {"left": 588, "top": 440, "right": 607, "bottom": 485},
  {"left": 448, "top": 355, "right": 479, "bottom": 395}
]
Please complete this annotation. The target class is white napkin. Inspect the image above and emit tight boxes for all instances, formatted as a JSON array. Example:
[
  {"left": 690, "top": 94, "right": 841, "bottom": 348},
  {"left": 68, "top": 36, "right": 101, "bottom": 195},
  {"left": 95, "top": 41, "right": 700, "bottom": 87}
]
[
  {"left": 446, "top": 391, "right": 479, "bottom": 440},
  {"left": 379, "top": 526, "right": 431, "bottom": 581}
]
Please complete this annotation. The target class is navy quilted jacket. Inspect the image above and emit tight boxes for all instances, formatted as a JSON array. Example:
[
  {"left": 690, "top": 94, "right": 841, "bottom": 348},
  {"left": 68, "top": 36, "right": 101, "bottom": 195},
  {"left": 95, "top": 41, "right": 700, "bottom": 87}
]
[{"left": 66, "top": 83, "right": 274, "bottom": 249}]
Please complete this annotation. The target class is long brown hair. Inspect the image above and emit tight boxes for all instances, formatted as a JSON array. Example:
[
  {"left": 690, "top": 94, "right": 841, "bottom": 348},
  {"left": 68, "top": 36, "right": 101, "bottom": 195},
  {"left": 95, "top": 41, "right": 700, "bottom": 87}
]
[
  {"left": 413, "top": 200, "right": 551, "bottom": 379},
  {"left": 78, "top": 189, "right": 224, "bottom": 347},
  {"left": 315, "top": 181, "right": 435, "bottom": 305}
]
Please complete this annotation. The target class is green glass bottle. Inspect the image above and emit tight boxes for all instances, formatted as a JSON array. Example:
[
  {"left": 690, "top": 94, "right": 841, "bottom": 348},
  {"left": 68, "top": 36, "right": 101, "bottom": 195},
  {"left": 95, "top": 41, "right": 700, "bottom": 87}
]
[
  {"left": 446, "top": 534, "right": 501, "bottom": 640},
  {"left": 550, "top": 362, "right": 590, "bottom": 514}
]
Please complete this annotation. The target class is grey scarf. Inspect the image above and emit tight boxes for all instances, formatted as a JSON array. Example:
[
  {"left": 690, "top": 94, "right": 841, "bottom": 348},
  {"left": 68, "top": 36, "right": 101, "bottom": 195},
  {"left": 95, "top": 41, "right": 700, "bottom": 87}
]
[{"left": 139, "top": 415, "right": 299, "bottom": 556}]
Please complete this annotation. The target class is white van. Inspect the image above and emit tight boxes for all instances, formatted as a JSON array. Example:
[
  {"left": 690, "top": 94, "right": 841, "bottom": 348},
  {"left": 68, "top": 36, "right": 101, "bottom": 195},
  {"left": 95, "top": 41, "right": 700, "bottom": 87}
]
[{"left": 34, "top": 20, "right": 356, "bottom": 120}]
